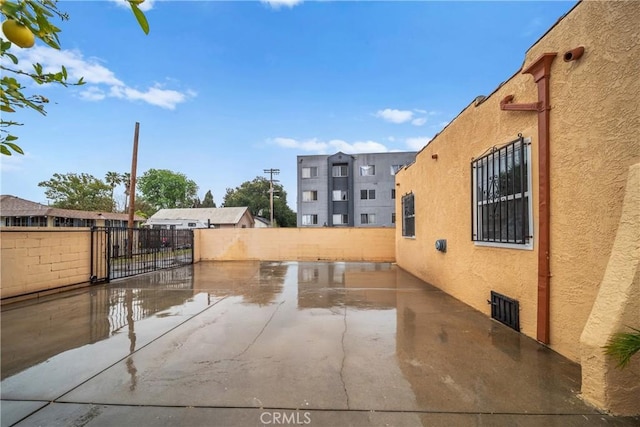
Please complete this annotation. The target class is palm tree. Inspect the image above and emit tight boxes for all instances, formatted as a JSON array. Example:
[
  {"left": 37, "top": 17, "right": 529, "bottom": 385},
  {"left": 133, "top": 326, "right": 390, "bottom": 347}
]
[
  {"left": 105, "top": 171, "right": 122, "bottom": 212},
  {"left": 122, "top": 172, "right": 131, "bottom": 213}
]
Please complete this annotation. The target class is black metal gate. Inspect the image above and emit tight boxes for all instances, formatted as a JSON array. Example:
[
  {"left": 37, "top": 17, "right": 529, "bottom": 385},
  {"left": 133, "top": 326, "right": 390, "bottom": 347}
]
[{"left": 91, "top": 227, "right": 194, "bottom": 283}]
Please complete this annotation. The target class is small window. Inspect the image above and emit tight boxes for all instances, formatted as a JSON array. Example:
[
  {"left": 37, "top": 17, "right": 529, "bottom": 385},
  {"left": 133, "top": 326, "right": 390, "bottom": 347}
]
[
  {"left": 332, "top": 190, "right": 348, "bottom": 201},
  {"left": 360, "top": 189, "right": 376, "bottom": 200},
  {"left": 391, "top": 189, "right": 396, "bottom": 199},
  {"left": 301, "top": 167, "right": 318, "bottom": 178},
  {"left": 332, "top": 164, "right": 348, "bottom": 177},
  {"left": 360, "top": 165, "right": 375, "bottom": 176},
  {"left": 188, "top": 222, "right": 197, "bottom": 227},
  {"left": 392, "top": 213, "right": 396, "bottom": 224},
  {"left": 471, "top": 136, "right": 532, "bottom": 247},
  {"left": 390, "top": 165, "right": 402, "bottom": 175},
  {"left": 402, "top": 193, "right": 415, "bottom": 237},
  {"left": 302, "top": 214, "right": 318, "bottom": 225},
  {"left": 361, "top": 213, "right": 376, "bottom": 225},
  {"left": 302, "top": 190, "right": 318, "bottom": 202},
  {"left": 332, "top": 214, "right": 348, "bottom": 225}
]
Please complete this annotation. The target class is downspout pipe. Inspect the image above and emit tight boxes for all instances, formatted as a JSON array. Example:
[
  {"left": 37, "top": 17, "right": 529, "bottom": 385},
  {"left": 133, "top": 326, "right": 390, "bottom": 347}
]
[{"left": 500, "top": 53, "right": 557, "bottom": 344}]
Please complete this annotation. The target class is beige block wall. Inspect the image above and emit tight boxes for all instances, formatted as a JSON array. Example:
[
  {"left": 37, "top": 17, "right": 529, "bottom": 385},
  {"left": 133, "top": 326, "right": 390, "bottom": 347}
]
[
  {"left": 396, "top": 0, "right": 640, "bottom": 364},
  {"left": 1, "top": 228, "right": 91, "bottom": 299},
  {"left": 197, "top": 228, "right": 395, "bottom": 262}
]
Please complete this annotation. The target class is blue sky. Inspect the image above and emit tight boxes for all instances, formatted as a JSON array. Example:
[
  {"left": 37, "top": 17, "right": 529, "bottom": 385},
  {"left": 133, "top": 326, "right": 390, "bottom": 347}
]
[{"left": 1, "top": 0, "right": 576, "bottom": 210}]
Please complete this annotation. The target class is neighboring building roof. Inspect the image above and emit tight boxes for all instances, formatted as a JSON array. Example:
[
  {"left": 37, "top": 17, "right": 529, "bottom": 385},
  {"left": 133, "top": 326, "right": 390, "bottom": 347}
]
[
  {"left": 147, "top": 207, "right": 254, "bottom": 226},
  {"left": 0, "top": 195, "right": 144, "bottom": 221},
  {"left": 254, "top": 216, "right": 271, "bottom": 227}
]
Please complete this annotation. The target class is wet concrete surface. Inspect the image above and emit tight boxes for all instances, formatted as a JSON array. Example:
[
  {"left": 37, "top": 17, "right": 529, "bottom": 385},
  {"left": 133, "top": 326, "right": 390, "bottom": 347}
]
[{"left": 1, "top": 261, "right": 638, "bottom": 426}]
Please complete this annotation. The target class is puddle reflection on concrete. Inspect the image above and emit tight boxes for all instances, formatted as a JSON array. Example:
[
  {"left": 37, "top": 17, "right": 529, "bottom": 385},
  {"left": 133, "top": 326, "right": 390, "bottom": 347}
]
[{"left": 1, "top": 261, "right": 588, "bottom": 416}]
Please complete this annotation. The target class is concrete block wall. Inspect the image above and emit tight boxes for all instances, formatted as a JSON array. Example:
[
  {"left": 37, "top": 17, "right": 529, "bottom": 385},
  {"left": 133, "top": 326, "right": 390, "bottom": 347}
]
[{"left": 1, "top": 229, "right": 91, "bottom": 299}]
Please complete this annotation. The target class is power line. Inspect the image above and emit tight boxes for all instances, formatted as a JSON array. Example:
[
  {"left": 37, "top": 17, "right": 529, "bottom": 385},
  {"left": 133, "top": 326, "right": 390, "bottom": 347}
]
[{"left": 263, "top": 168, "right": 280, "bottom": 227}]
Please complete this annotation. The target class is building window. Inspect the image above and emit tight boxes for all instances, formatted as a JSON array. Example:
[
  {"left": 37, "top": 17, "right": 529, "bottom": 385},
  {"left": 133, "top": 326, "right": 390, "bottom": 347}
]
[
  {"left": 361, "top": 213, "right": 376, "bottom": 225},
  {"left": 360, "top": 189, "right": 376, "bottom": 200},
  {"left": 4, "top": 216, "right": 47, "bottom": 227},
  {"left": 390, "top": 165, "right": 402, "bottom": 175},
  {"left": 392, "top": 213, "right": 396, "bottom": 224},
  {"left": 360, "top": 165, "right": 375, "bottom": 176},
  {"left": 332, "top": 190, "right": 348, "bottom": 201},
  {"left": 302, "top": 214, "right": 318, "bottom": 225},
  {"left": 402, "top": 193, "right": 415, "bottom": 237},
  {"left": 333, "top": 214, "right": 348, "bottom": 225},
  {"left": 301, "top": 166, "right": 318, "bottom": 178},
  {"left": 471, "top": 136, "right": 532, "bottom": 247},
  {"left": 188, "top": 222, "right": 197, "bottom": 227},
  {"left": 302, "top": 190, "right": 318, "bottom": 202},
  {"left": 332, "top": 164, "right": 348, "bottom": 177},
  {"left": 54, "top": 217, "right": 95, "bottom": 227},
  {"left": 391, "top": 189, "right": 396, "bottom": 199}
]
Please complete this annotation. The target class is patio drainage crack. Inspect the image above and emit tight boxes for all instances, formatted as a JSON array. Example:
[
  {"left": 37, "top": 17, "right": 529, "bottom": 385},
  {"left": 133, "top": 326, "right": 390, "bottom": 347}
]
[
  {"left": 340, "top": 305, "right": 351, "bottom": 410},
  {"left": 233, "top": 300, "right": 285, "bottom": 359},
  {"left": 51, "top": 295, "right": 231, "bottom": 404}
]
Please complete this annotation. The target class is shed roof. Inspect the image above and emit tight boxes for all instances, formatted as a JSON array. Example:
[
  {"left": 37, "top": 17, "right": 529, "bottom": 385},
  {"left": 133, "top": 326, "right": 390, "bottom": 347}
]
[
  {"left": 0, "top": 195, "right": 144, "bottom": 221},
  {"left": 147, "top": 207, "right": 253, "bottom": 225}
]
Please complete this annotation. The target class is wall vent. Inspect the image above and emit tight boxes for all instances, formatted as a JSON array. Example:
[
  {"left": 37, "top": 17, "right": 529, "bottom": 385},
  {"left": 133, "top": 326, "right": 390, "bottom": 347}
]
[{"left": 489, "top": 291, "right": 520, "bottom": 332}]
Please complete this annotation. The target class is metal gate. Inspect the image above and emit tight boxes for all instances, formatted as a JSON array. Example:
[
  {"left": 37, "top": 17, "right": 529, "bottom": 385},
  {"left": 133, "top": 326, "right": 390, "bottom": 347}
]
[{"left": 91, "top": 227, "right": 194, "bottom": 283}]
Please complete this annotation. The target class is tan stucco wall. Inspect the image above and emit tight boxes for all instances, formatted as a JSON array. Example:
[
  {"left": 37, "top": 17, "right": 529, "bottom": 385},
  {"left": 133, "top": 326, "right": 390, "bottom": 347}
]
[
  {"left": 197, "top": 228, "right": 395, "bottom": 262},
  {"left": 396, "top": 0, "right": 640, "bottom": 365},
  {"left": 0, "top": 228, "right": 91, "bottom": 299},
  {"left": 580, "top": 163, "right": 640, "bottom": 416}
]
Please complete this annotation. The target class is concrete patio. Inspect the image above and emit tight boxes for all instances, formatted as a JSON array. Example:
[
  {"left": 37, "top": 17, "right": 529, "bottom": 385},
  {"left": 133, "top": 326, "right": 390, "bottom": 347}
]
[{"left": 1, "top": 261, "right": 637, "bottom": 426}]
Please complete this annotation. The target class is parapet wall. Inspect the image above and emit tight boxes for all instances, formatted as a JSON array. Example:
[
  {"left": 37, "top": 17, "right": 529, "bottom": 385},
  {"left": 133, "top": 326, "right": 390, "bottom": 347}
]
[{"left": 197, "top": 227, "right": 395, "bottom": 262}]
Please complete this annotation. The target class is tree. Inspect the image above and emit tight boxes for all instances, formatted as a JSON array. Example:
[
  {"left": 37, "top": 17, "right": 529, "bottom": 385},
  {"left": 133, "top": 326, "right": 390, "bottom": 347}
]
[
  {"left": 202, "top": 190, "right": 216, "bottom": 208},
  {"left": 105, "top": 171, "right": 123, "bottom": 212},
  {"left": 1, "top": 0, "right": 149, "bottom": 156},
  {"left": 223, "top": 176, "right": 296, "bottom": 227},
  {"left": 137, "top": 168, "right": 199, "bottom": 211},
  {"left": 38, "top": 172, "right": 112, "bottom": 211}
]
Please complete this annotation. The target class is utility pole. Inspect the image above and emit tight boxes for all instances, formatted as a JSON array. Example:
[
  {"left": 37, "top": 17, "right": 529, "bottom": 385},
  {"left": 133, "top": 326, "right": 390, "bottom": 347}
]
[
  {"left": 127, "top": 122, "right": 140, "bottom": 258},
  {"left": 263, "top": 168, "right": 280, "bottom": 227}
]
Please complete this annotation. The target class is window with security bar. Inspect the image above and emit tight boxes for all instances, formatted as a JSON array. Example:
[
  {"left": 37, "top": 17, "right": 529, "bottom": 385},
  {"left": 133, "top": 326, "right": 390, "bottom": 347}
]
[{"left": 471, "top": 136, "right": 532, "bottom": 247}]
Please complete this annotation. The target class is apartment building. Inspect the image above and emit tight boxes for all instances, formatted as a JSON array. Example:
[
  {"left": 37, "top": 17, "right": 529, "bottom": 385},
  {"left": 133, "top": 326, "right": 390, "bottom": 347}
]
[{"left": 297, "top": 151, "right": 417, "bottom": 227}]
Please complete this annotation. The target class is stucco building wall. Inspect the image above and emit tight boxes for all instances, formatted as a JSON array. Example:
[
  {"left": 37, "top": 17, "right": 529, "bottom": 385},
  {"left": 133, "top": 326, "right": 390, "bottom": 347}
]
[
  {"left": 396, "top": 0, "right": 639, "bottom": 365},
  {"left": 197, "top": 228, "right": 395, "bottom": 262},
  {"left": 1, "top": 229, "right": 91, "bottom": 299}
]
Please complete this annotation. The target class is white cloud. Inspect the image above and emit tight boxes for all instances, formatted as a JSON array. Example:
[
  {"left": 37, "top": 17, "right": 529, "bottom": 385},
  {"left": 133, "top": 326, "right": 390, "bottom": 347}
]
[
  {"left": 261, "top": 0, "right": 304, "bottom": 9},
  {"left": 375, "top": 108, "right": 434, "bottom": 126},
  {"left": 10, "top": 46, "right": 194, "bottom": 110},
  {"left": 109, "top": 85, "right": 189, "bottom": 110},
  {"left": 109, "top": 0, "right": 156, "bottom": 12},
  {"left": 0, "top": 151, "right": 30, "bottom": 172},
  {"left": 270, "top": 137, "right": 390, "bottom": 154},
  {"left": 405, "top": 136, "right": 432, "bottom": 151},
  {"left": 375, "top": 108, "right": 414, "bottom": 124},
  {"left": 79, "top": 86, "right": 106, "bottom": 101}
]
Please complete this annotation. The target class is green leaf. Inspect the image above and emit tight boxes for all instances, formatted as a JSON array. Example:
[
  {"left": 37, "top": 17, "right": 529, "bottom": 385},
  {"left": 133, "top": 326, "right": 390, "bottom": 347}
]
[
  {"left": 5, "top": 135, "right": 18, "bottom": 142},
  {"left": 4, "top": 141, "right": 24, "bottom": 154},
  {"left": 7, "top": 53, "right": 18, "bottom": 65},
  {"left": 61, "top": 65, "right": 67, "bottom": 79},
  {"left": 1, "top": 105, "right": 16, "bottom": 113},
  {"left": 0, "top": 145, "right": 11, "bottom": 156},
  {"left": 130, "top": 4, "right": 150, "bottom": 35}
]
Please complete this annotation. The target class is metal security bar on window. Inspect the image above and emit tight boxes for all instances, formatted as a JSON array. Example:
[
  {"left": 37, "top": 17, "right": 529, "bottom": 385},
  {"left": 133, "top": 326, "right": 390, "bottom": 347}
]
[
  {"left": 402, "top": 193, "right": 415, "bottom": 237},
  {"left": 472, "top": 135, "right": 529, "bottom": 244}
]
